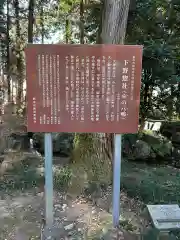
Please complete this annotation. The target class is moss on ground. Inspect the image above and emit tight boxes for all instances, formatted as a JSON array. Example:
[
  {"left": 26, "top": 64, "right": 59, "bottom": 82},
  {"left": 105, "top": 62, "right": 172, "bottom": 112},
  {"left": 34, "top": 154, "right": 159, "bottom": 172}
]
[{"left": 121, "top": 160, "right": 180, "bottom": 204}]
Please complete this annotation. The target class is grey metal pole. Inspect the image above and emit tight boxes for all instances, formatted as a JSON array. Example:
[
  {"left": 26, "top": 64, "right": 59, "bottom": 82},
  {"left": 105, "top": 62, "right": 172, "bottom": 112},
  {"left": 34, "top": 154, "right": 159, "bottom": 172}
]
[
  {"left": 112, "top": 134, "right": 122, "bottom": 227},
  {"left": 44, "top": 133, "right": 53, "bottom": 227}
]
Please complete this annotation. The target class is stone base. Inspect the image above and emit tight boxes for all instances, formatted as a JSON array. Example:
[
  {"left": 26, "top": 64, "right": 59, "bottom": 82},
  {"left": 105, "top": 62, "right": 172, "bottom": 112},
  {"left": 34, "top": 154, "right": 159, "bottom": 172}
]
[
  {"left": 41, "top": 227, "right": 63, "bottom": 240},
  {"left": 147, "top": 204, "right": 180, "bottom": 231}
]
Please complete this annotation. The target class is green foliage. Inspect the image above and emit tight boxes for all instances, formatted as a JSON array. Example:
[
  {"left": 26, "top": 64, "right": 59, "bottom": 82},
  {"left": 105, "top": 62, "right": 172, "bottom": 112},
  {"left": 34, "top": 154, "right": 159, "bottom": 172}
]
[
  {"left": 0, "top": 0, "right": 5, "bottom": 23},
  {"left": 80, "top": 0, "right": 180, "bottom": 120},
  {"left": 84, "top": 1, "right": 102, "bottom": 43},
  {"left": 122, "top": 133, "right": 139, "bottom": 158},
  {"left": 59, "top": 0, "right": 80, "bottom": 13},
  {"left": 121, "top": 160, "right": 180, "bottom": 204},
  {"left": 54, "top": 167, "right": 72, "bottom": 190},
  {"left": 0, "top": 154, "right": 72, "bottom": 193},
  {"left": 0, "top": 156, "right": 43, "bottom": 192},
  {"left": 142, "top": 129, "right": 154, "bottom": 136},
  {"left": 73, "top": 133, "right": 95, "bottom": 159},
  {"left": 0, "top": 0, "right": 6, "bottom": 65},
  {"left": 123, "top": 130, "right": 174, "bottom": 163},
  {"left": 126, "top": 0, "right": 180, "bottom": 120},
  {"left": 120, "top": 219, "right": 138, "bottom": 232}
]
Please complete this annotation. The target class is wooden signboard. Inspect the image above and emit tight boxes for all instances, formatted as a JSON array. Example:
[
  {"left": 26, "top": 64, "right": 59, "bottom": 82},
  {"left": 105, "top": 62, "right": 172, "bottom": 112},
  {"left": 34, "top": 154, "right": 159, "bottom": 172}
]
[{"left": 25, "top": 44, "right": 143, "bottom": 133}]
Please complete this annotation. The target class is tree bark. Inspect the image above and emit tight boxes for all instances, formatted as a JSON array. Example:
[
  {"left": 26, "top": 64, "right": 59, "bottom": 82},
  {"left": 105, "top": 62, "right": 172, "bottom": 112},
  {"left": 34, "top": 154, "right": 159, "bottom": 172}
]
[
  {"left": 73, "top": 0, "right": 131, "bottom": 190},
  {"left": 80, "top": 0, "right": 85, "bottom": 44},
  {"left": 99, "top": 0, "right": 131, "bottom": 164},
  {"left": 14, "top": 0, "right": 20, "bottom": 40},
  {"left": 100, "top": 0, "right": 131, "bottom": 44},
  {"left": 28, "top": 0, "right": 35, "bottom": 43},
  {"left": 14, "top": 0, "right": 23, "bottom": 106},
  {"left": 167, "top": 84, "right": 175, "bottom": 121},
  {"left": 65, "top": 18, "right": 71, "bottom": 43},
  {"left": 139, "top": 83, "right": 149, "bottom": 131},
  {"left": 40, "top": 3, "right": 44, "bottom": 44},
  {"left": 6, "top": 0, "right": 11, "bottom": 101},
  {"left": 177, "top": 83, "right": 180, "bottom": 119}
]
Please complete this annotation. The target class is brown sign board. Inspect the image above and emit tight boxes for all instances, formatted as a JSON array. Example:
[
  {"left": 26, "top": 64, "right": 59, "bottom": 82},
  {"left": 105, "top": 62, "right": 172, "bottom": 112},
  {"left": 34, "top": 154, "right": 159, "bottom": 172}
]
[{"left": 25, "top": 44, "right": 143, "bottom": 133}]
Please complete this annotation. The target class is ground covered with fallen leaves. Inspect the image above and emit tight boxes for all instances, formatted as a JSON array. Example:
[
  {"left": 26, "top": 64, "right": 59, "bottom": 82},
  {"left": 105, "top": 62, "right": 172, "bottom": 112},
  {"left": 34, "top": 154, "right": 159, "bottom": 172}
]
[
  {"left": 0, "top": 189, "right": 146, "bottom": 239},
  {"left": 1, "top": 153, "right": 180, "bottom": 239},
  {"left": 0, "top": 153, "right": 150, "bottom": 240}
]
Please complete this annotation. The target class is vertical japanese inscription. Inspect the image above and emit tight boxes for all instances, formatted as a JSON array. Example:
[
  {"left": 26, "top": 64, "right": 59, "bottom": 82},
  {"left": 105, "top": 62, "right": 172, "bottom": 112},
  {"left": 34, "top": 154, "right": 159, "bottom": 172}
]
[
  {"left": 105, "top": 56, "right": 112, "bottom": 121},
  {"left": 70, "top": 55, "right": 75, "bottom": 120},
  {"left": 80, "top": 58, "right": 85, "bottom": 122},
  {"left": 91, "top": 56, "right": 95, "bottom": 122},
  {"left": 119, "top": 60, "right": 130, "bottom": 120},
  {"left": 110, "top": 59, "right": 116, "bottom": 122},
  {"left": 42, "top": 55, "right": 45, "bottom": 108},
  {"left": 49, "top": 55, "right": 53, "bottom": 124},
  {"left": 60, "top": 54, "right": 133, "bottom": 123},
  {"left": 95, "top": 58, "right": 101, "bottom": 122},
  {"left": 27, "top": 45, "right": 142, "bottom": 133},
  {"left": 85, "top": 56, "right": 90, "bottom": 105},
  {"left": 37, "top": 55, "right": 42, "bottom": 86},
  {"left": 37, "top": 54, "right": 61, "bottom": 125},
  {"left": 65, "top": 56, "right": 70, "bottom": 112},
  {"left": 53, "top": 55, "right": 57, "bottom": 124},
  {"left": 37, "top": 54, "right": 42, "bottom": 124},
  {"left": 101, "top": 56, "right": 106, "bottom": 100},
  {"left": 56, "top": 55, "right": 61, "bottom": 124},
  {"left": 75, "top": 56, "right": 80, "bottom": 121},
  {"left": 131, "top": 56, "right": 135, "bottom": 100},
  {"left": 32, "top": 97, "right": 36, "bottom": 123},
  {"left": 45, "top": 55, "right": 49, "bottom": 109}
]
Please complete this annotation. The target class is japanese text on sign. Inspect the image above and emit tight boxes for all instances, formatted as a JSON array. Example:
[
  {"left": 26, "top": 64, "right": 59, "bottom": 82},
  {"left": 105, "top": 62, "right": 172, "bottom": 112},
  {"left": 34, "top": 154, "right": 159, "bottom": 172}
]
[{"left": 26, "top": 44, "right": 143, "bottom": 133}]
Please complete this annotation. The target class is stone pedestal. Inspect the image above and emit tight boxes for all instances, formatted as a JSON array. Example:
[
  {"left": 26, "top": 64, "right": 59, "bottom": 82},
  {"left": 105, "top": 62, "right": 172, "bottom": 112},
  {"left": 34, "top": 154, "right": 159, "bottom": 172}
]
[{"left": 146, "top": 204, "right": 180, "bottom": 239}]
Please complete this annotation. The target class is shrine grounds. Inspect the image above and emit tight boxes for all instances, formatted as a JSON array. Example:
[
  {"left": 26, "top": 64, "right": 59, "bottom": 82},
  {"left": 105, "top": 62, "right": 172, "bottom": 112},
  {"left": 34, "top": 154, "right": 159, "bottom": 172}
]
[{"left": 0, "top": 152, "right": 180, "bottom": 239}]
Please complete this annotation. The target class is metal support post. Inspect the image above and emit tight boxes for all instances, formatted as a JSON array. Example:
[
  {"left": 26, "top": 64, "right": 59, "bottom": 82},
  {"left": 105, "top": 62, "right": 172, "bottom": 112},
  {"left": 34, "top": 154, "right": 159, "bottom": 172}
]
[
  {"left": 44, "top": 133, "right": 53, "bottom": 227},
  {"left": 112, "top": 134, "right": 122, "bottom": 227}
]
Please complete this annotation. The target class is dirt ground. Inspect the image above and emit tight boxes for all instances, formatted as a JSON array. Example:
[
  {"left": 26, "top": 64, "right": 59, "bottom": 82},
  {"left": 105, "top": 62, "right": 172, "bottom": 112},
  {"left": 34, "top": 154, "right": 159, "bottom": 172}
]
[
  {"left": 0, "top": 153, "right": 150, "bottom": 240},
  {"left": 0, "top": 106, "right": 176, "bottom": 239},
  {"left": 0, "top": 189, "right": 149, "bottom": 240}
]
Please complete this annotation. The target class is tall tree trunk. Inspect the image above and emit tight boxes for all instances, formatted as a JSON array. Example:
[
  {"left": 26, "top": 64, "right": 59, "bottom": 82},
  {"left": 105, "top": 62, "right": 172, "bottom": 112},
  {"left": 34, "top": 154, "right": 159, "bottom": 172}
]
[
  {"left": 14, "top": 0, "right": 23, "bottom": 106},
  {"left": 177, "top": 83, "right": 180, "bottom": 119},
  {"left": 6, "top": 0, "right": 11, "bottom": 101},
  {"left": 80, "top": 0, "right": 85, "bottom": 44},
  {"left": 167, "top": 84, "right": 175, "bottom": 121},
  {"left": 98, "top": 0, "right": 131, "bottom": 167},
  {"left": 100, "top": 0, "right": 130, "bottom": 44},
  {"left": 139, "top": 83, "right": 149, "bottom": 131},
  {"left": 28, "top": 0, "right": 35, "bottom": 43},
  {"left": 40, "top": 3, "right": 44, "bottom": 44},
  {"left": 65, "top": 18, "right": 71, "bottom": 43},
  {"left": 14, "top": 0, "right": 20, "bottom": 43},
  {"left": 72, "top": 0, "right": 131, "bottom": 193}
]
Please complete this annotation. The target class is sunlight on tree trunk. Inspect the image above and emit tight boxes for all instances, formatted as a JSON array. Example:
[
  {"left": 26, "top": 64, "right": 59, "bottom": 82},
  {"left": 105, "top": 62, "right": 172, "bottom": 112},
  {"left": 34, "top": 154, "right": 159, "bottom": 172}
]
[
  {"left": 65, "top": 18, "right": 71, "bottom": 44},
  {"left": 167, "top": 85, "right": 176, "bottom": 121},
  {"left": 70, "top": 0, "right": 131, "bottom": 195},
  {"left": 40, "top": 2, "right": 44, "bottom": 44},
  {"left": 14, "top": 0, "right": 24, "bottom": 107},
  {"left": 80, "top": 0, "right": 85, "bottom": 44},
  {"left": 101, "top": 0, "right": 130, "bottom": 44},
  {"left": 6, "top": 0, "right": 11, "bottom": 101},
  {"left": 28, "top": 0, "right": 35, "bottom": 43},
  {"left": 177, "top": 83, "right": 180, "bottom": 119}
]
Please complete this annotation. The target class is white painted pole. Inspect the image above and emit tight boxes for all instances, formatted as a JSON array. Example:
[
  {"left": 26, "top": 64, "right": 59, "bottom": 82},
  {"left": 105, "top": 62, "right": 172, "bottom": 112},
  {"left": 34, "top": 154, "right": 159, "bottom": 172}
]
[
  {"left": 44, "top": 133, "right": 53, "bottom": 227},
  {"left": 112, "top": 134, "right": 122, "bottom": 227}
]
